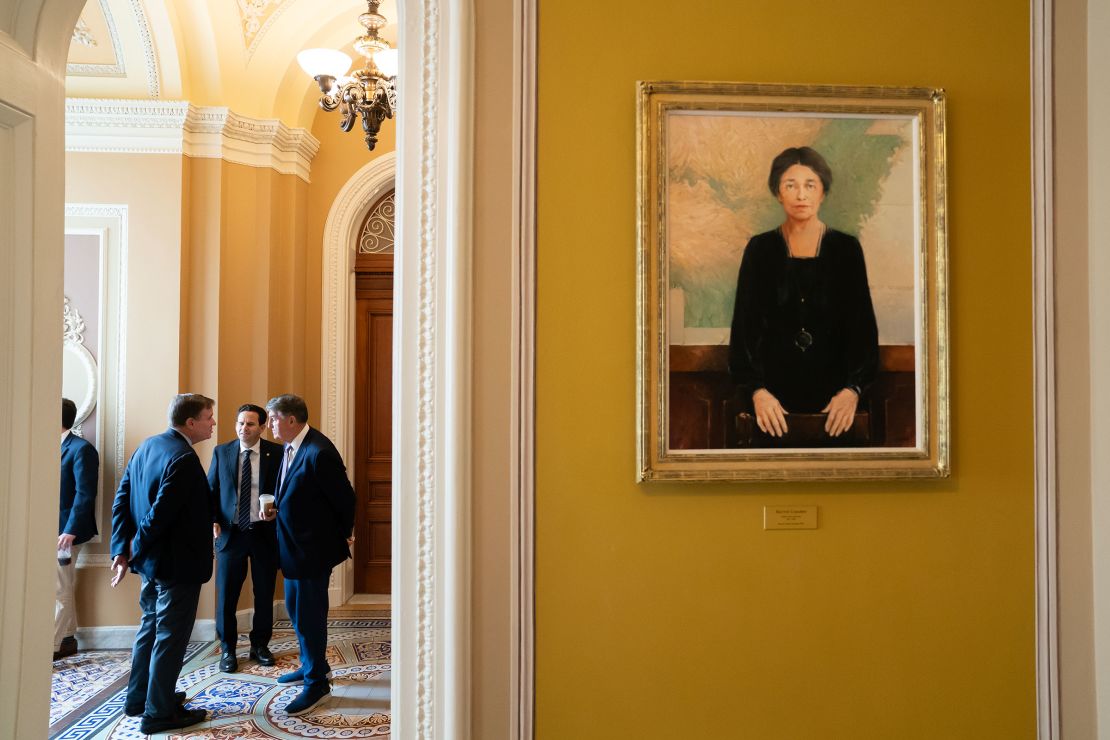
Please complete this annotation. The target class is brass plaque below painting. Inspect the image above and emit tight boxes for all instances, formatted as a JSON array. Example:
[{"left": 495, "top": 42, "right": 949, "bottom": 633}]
[{"left": 763, "top": 506, "right": 818, "bottom": 530}]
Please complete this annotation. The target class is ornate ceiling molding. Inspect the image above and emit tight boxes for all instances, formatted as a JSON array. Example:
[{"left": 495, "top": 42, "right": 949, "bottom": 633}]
[
  {"left": 71, "top": 19, "right": 97, "bottom": 48},
  {"left": 237, "top": 0, "right": 297, "bottom": 57},
  {"left": 67, "top": 0, "right": 126, "bottom": 78},
  {"left": 64, "top": 99, "right": 321, "bottom": 181},
  {"left": 127, "top": 0, "right": 160, "bottom": 98}
]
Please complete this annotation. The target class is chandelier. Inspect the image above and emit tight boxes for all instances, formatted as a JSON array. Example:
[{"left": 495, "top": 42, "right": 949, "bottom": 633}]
[{"left": 297, "top": 1, "right": 398, "bottom": 151}]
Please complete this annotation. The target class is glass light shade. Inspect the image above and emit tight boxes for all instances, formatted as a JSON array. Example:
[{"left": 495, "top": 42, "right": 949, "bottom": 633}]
[
  {"left": 297, "top": 48, "right": 353, "bottom": 79},
  {"left": 374, "top": 48, "right": 399, "bottom": 78}
]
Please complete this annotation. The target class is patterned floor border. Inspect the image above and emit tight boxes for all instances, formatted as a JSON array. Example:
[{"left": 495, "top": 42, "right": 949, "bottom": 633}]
[{"left": 50, "top": 619, "right": 391, "bottom": 739}]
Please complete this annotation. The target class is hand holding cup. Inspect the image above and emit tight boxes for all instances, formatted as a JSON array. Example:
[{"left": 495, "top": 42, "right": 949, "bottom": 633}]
[{"left": 259, "top": 494, "right": 276, "bottom": 521}]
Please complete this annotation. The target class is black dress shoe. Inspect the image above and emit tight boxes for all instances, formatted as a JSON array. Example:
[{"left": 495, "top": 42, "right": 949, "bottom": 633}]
[
  {"left": 140, "top": 706, "right": 206, "bottom": 734},
  {"left": 124, "top": 690, "right": 186, "bottom": 717},
  {"left": 219, "top": 649, "right": 238, "bottom": 672},
  {"left": 285, "top": 684, "right": 330, "bottom": 716},
  {"left": 249, "top": 645, "right": 275, "bottom": 666},
  {"left": 52, "top": 635, "right": 78, "bottom": 661}
]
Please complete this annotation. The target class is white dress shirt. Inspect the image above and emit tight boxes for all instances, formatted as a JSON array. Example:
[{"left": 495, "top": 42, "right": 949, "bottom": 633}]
[{"left": 279, "top": 424, "right": 311, "bottom": 491}]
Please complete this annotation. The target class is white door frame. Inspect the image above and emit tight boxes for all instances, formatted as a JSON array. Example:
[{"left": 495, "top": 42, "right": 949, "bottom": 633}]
[
  {"left": 320, "top": 151, "right": 396, "bottom": 607},
  {"left": 1032, "top": 0, "right": 1059, "bottom": 737}
]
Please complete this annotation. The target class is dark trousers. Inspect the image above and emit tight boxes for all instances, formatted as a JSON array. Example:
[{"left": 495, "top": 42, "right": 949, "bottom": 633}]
[
  {"left": 215, "top": 523, "right": 278, "bottom": 651},
  {"left": 284, "top": 571, "right": 331, "bottom": 690},
  {"left": 126, "top": 578, "right": 202, "bottom": 718}
]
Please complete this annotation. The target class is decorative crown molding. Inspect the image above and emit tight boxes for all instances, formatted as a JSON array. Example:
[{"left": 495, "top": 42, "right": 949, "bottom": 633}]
[{"left": 65, "top": 98, "right": 321, "bottom": 181}]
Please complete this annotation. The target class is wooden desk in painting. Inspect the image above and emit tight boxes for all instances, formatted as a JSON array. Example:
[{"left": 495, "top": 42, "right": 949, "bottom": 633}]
[{"left": 668, "top": 345, "right": 915, "bottom": 450}]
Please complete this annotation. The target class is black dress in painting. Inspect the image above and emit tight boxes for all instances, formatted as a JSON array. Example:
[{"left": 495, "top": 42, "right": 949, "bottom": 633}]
[{"left": 728, "top": 228, "right": 879, "bottom": 413}]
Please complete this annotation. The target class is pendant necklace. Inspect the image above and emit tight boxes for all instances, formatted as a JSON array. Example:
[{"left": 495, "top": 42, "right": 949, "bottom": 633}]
[{"left": 782, "top": 225, "right": 826, "bottom": 353}]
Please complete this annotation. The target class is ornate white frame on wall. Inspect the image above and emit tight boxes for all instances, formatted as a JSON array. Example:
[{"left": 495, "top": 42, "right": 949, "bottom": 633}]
[
  {"left": 65, "top": 204, "right": 128, "bottom": 563},
  {"left": 320, "top": 150, "right": 395, "bottom": 605},
  {"left": 62, "top": 297, "right": 98, "bottom": 432}
]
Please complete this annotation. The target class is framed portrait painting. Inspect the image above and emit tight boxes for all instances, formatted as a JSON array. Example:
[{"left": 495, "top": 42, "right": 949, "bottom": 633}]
[{"left": 636, "top": 82, "right": 949, "bottom": 481}]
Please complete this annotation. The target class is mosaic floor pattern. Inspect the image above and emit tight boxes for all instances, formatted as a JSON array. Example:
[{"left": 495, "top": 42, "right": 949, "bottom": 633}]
[{"left": 50, "top": 617, "right": 391, "bottom": 739}]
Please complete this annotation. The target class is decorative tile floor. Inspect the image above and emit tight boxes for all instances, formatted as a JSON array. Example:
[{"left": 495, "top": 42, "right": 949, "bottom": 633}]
[{"left": 50, "top": 619, "right": 391, "bottom": 739}]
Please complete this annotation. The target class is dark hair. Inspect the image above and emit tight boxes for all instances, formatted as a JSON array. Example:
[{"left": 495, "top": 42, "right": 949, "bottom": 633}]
[
  {"left": 237, "top": 403, "right": 267, "bottom": 425},
  {"left": 168, "top": 393, "right": 215, "bottom": 427},
  {"left": 768, "top": 146, "right": 833, "bottom": 196},
  {"left": 266, "top": 394, "right": 309, "bottom": 424},
  {"left": 62, "top": 398, "right": 77, "bottom": 430}
]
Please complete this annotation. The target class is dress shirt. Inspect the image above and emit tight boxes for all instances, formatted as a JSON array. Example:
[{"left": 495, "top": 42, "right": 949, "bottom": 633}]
[
  {"left": 238, "top": 440, "right": 263, "bottom": 522},
  {"left": 61, "top": 430, "right": 71, "bottom": 445},
  {"left": 279, "top": 424, "right": 312, "bottom": 490}
]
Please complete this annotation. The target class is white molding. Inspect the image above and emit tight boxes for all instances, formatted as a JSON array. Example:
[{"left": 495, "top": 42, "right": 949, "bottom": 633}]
[
  {"left": 64, "top": 98, "right": 189, "bottom": 153},
  {"left": 512, "top": 0, "right": 536, "bottom": 737},
  {"left": 64, "top": 99, "right": 321, "bottom": 182},
  {"left": 233, "top": 602, "right": 289, "bottom": 633},
  {"left": 65, "top": 0, "right": 126, "bottom": 78},
  {"left": 76, "top": 619, "right": 216, "bottom": 649},
  {"left": 244, "top": 0, "right": 296, "bottom": 58},
  {"left": 320, "top": 151, "right": 396, "bottom": 609},
  {"left": 390, "top": 0, "right": 474, "bottom": 735},
  {"left": 65, "top": 204, "right": 128, "bottom": 493},
  {"left": 127, "top": 0, "right": 160, "bottom": 98},
  {"left": 182, "top": 107, "right": 321, "bottom": 182},
  {"left": 1032, "top": 0, "right": 1059, "bottom": 737},
  {"left": 321, "top": 154, "right": 397, "bottom": 448},
  {"left": 62, "top": 337, "right": 97, "bottom": 430}
]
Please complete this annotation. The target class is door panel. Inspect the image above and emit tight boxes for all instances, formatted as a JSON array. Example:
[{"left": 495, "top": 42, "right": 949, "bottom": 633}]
[{"left": 354, "top": 270, "right": 393, "bottom": 594}]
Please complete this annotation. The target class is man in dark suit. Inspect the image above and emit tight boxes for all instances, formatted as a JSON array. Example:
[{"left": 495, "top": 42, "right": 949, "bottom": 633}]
[
  {"left": 110, "top": 393, "right": 216, "bottom": 735},
  {"left": 208, "top": 403, "right": 281, "bottom": 672},
  {"left": 55, "top": 398, "right": 100, "bottom": 661},
  {"left": 265, "top": 394, "right": 355, "bottom": 716}
]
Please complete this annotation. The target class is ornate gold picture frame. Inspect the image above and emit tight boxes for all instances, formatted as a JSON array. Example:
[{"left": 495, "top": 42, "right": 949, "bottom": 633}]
[{"left": 637, "top": 81, "right": 949, "bottom": 481}]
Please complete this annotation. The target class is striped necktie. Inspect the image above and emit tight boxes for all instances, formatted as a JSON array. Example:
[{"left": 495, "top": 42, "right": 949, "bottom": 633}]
[
  {"left": 278, "top": 443, "right": 294, "bottom": 493},
  {"left": 237, "top": 449, "right": 252, "bottom": 530}
]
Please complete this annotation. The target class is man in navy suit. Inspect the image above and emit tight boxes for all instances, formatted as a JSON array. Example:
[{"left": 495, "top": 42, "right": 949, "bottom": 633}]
[
  {"left": 265, "top": 394, "right": 355, "bottom": 716},
  {"left": 208, "top": 403, "right": 281, "bottom": 672},
  {"left": 110, "top": 393, "right": 216, "bottom": 735},
  {"left": 55, "top": 398, "right": 100, "bottom": 661}
]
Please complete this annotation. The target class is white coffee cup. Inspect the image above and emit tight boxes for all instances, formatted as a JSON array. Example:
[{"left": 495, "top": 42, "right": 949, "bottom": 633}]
[{"left": 259, "top": 494, "right": 275, "bottom": 517}]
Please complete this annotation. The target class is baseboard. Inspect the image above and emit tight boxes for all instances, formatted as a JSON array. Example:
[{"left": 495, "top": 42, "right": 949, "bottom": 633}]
[
  {"left": 234, "top": 601, "right": 288, "bottom": 632},
  {"left": 78, "top": 602, "right": 289, "bottom": 650},
  {"left": 76, "top": 619, "right": 217, "bottom": 649}
]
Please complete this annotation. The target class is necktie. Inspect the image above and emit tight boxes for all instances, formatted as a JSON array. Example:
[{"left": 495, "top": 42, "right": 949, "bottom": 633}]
[
  {"left": 237, "top": 449, "right": 252, "bottom": 530},
  {"left": 279, "top": 443, "right": 294, "bottom": 493}
]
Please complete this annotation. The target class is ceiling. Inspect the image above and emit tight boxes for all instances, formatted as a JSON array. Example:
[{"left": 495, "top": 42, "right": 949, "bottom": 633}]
[{"left": 66, "top": 0, "right": 399, "bottom": 129}]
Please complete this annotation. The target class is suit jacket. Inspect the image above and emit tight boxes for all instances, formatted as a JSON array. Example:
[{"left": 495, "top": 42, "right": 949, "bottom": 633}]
[
  {"left": 274, "top": 427, "right": 356, "bottom": 579},
  {"left": 110, "top": 428, "right": 214, "bottom": 584},
  {"left": 60, "top": 433, "right": 100, "bottom": 544},
  {"left": 207, "top": 437, "right": 282, "bottom": 551}
]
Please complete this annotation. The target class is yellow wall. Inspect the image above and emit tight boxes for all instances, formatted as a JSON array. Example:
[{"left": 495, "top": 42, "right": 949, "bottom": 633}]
[
  {"left": 305, "top": 104, "right": 396, "bottom": 422},
  {"left": 537, "top": 2, "right": 1034, "bottom": 738}
]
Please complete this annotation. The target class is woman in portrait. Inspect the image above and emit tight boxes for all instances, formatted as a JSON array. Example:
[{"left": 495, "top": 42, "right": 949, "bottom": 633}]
[{"left": 728, "top": 146, "right": 879, "bottom": 441}]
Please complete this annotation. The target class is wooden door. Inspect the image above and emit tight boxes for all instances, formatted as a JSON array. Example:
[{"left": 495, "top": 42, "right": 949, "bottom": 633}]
[
  {"left": 353, "top": 191, "right": 395, "bottom": 594},
  {"left": 354, "top": 265, "right": 393, "bottom": 593}
]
